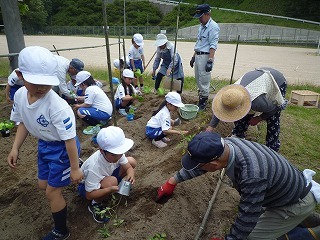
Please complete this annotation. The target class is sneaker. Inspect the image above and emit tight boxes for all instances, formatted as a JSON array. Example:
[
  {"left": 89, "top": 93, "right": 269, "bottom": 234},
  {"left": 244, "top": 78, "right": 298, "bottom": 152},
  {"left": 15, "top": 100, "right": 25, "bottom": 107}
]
[
  {"left": 118, "top": 108, "right": 127, "bottom": 116},
  {"left": 83, "top": 125, "right": 100, "bottom": 135},
  {"left": 173, "top": 118, "right": 181, "bottom": 126},
  {"left": 42, "top": 229, "right": 70, "bottom": 240},
  {"left": 88, "top": 203, "right": 110, "bottom": 223},
  {"left": 152, "top": 139, "right": 167, "bottom": 148},
  {"left": 162, "top": 137, "right": 171, "bottom": 143}
]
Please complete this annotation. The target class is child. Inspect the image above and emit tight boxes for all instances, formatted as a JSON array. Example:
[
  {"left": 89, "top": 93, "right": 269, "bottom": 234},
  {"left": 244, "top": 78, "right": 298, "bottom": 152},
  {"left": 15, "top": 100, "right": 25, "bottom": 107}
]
[
  {"left": 146, "top": 92, "right": 188, "bottom": 148},
  {"left": 73, "top": 71, "right": 113, "bottom": 126},
  {"left": 7, "top": 46, "right": 83, "bottom": 240},
  {"left": 78, "top": 126, "right": 137, "bottom": 223},
  {"left": 128, "top": 33, "right": 146, "bottom": 91},
  {"left": 114, "top": 69, "right": 139, "bottom": 116},
  {"left": 5, "top": 68, "right": 24, "bottom": 103}
]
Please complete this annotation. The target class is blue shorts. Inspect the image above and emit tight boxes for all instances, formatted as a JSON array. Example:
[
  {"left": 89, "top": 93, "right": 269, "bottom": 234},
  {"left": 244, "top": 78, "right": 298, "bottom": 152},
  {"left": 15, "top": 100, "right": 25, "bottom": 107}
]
[
  {"left": 38, "top": 137, "right": 81, "bottom": 188},
  {"left": 130, "top": 59, "right": 144, "bottom": 73},
  {"left": 77, "top": 166, "right": 122, "bottom": 199},
  {"left": 145, "top": 126, "right": 163, "bottom": 139},
  {"left": 78, "top": 107, "right": 111, "bottom": 121},
  {"left": 10, "top": 85, "right": 23, "bottom": 100},
  {"left": 115, "top": 98, "right": 122, "bottom": 109}
]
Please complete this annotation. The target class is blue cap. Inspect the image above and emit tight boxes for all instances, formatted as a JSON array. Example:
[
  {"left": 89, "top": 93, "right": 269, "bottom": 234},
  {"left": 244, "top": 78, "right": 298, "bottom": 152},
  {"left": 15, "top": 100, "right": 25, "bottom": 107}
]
[
  {"left": 70, "top": 58, "right": 84, "bottom": 72},
  {"left": 181, "top": 132, "right": 225, "bottom": 171},
  {"left": 193, "top": 4, "right": 211, "bottom": 18}
]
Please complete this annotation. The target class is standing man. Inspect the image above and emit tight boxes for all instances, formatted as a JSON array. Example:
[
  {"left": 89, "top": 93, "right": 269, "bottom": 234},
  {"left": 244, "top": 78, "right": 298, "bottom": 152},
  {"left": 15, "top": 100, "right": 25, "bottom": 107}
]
[{"left": 190, "top": 4, "right": 220, "bottom": 110}]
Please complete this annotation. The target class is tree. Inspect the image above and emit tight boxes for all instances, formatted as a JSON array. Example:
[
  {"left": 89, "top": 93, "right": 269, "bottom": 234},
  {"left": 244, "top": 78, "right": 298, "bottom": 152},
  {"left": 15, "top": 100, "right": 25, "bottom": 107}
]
[{"left": 0, "top": 0, "right": 25, "bottom": 71}]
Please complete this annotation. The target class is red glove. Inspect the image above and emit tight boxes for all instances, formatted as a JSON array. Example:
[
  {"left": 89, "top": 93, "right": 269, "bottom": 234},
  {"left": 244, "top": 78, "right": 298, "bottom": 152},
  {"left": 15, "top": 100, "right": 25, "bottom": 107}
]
[
  {"left": 248, "top": 116, "right": 262, "bottom": 126},
  {"left": 156, "top": 180, "right": 176, "bottom": 203}
]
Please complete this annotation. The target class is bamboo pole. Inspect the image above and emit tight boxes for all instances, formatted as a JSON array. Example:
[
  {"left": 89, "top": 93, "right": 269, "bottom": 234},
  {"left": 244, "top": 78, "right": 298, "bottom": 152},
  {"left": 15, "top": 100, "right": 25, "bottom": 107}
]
[
  {"left": 229, "top": 35, "right": 240, "bottom": 85},
  {"left": 194, "top": 168, "right": 226, "bottom": 240}
]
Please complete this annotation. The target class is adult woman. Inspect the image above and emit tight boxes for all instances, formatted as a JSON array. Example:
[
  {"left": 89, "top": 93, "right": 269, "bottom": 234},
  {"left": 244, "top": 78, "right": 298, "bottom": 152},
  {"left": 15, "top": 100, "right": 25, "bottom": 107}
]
[{"left": 152, "top": 34, "right": 184, "bottom": 94}]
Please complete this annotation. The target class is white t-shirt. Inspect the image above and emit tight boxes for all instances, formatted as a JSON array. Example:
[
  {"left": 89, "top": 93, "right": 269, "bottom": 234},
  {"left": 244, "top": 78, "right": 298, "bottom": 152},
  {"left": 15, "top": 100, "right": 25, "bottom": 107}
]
[
  {"left": 146, "top": 106, "right": 171, "bottom": 131},
  {"left": 7, "top": 68, "right": 24, "bottom": 86},
  {"left": 81, "top": 150, "right": 128, "bottom": 192},
  {"left": 84, "top": 85, "right": 113, "bottom": 115},
  {"left": 10, "top": 87, "right": 77, "bottom": 141},
  {"left": 128, "top": 45, "right": 144, "bottom": 60},
  {"left": 54, "top": 55, "right": 72, "bottom": 97},
  {"left": 114, "top": 84, "right": 137, "bottom": 100}
]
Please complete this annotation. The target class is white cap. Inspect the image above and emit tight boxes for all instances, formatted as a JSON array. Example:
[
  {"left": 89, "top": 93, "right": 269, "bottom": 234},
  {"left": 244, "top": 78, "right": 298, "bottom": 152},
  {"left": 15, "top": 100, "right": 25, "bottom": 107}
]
[
  {"left": 18, "top": 46, "right": 59, "bottom": 86},
  {"left": 154, "top": 34, "right": 168, "bottom": 47},
  {"left": 133, "top": 33, "right": 144, "bottom": 46},
  {"left": 123, "top": 69, "right": 134, "bottom": 78},
  {"left": 113, "top": 59, "right": 120, "bottom": 69},
  {"left": 165, "top": 92, "right": 184, "bottom": 108},
  {"left": 97, "top": 126, "right": 134, "bottom": 154},
  {"left": 75, "top": 71, "right": 91, "bottom": 86}
]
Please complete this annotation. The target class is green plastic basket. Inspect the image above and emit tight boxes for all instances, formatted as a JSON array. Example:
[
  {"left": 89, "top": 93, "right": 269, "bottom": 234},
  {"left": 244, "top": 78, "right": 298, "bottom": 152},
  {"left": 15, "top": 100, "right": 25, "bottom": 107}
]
[{"left": 179, "top": 104, "right": 199, "bottom": 120}]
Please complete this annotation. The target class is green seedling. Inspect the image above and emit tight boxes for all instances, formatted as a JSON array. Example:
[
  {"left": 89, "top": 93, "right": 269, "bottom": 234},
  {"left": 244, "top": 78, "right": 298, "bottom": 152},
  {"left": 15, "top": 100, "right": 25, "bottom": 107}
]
[
  {"left": 149, "top": 233, "right": 167, "bottom": 240},
  {"left": 97, "top": 225, "right": 111, "bottom": 238},
  {"left": 157, "top": 88, "right": 165, "bottom": 96},
  {"left": 0, "top": 120, "right": 15, "bottom": 131},
  {"left": 177, "top": 133, "right": 196, "bottom": 155},
  {"left": 112, "top": 216, "right": 125, "bottom": 227},
  {"left": 142, "top": 86, "right": 151, "bottom": 94}
]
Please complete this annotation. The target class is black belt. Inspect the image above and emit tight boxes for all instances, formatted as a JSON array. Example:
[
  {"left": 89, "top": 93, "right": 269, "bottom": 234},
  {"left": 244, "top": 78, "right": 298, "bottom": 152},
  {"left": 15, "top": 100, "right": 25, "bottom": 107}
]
[
  {"left": 196, "top": 52, "right": 209, "bottom": 55},
  {"left": 300, "top": 183, "right": 312, "bottom": 199}
]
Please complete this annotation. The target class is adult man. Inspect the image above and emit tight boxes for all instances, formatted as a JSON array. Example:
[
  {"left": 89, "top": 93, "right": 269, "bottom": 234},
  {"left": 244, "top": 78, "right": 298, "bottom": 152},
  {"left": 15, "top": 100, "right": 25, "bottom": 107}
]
[
  {"left": 53, "top": 55, "right": 84, "bottom": 100},
  {"left": 156, "top": 131, "right": 319, "bottom": 239},
  {"left": 207, "top": 67, "right": 287, "bottom": 152},
  {"left": 190, "top": 4, "right": 220, "bottom": 110}
]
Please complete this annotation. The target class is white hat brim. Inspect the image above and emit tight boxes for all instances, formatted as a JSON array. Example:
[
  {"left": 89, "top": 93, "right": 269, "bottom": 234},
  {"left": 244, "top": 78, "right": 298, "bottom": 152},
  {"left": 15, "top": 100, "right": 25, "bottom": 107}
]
[
  {"left": 22, "top": 73, "right": 60, "bottom": 86},
  {"left": 107, "top": 138, "right": 134, "bottom": 154}
]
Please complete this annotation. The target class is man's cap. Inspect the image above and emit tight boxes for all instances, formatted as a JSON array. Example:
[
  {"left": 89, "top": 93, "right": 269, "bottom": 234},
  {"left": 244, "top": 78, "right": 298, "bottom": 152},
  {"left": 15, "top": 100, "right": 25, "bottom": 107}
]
[
  {"left": 154, "top": 34, "right": 168, "bottom": 47},
  {"left": 133, "top": 33, "right": 144, "bottom": 46},
  {"left": 212, "top": 84, "right": 251, "bottom": 122},
  {"left": 70, "top": 58, "right": 84, "bottom": 72},
  {"left": 165, "top": 92, "right": 185, "bottom": 108},
  {"left": 182, "top": 132, "right": 225, "bottom": 171},
  {"left": 18, "top": 46, "right": 59, "bottom": 86},
  {"left": 193, "top": 4, "right": 211, "bottom": 18},
  {"left": 75, "top": 70, "right": 91, "bottom": 86},
  {"left": 97, "top": 126, "right": 134, "bottom": 154},
  {"left": 123, "top": 69, "right": 134, "bottom": 78}
]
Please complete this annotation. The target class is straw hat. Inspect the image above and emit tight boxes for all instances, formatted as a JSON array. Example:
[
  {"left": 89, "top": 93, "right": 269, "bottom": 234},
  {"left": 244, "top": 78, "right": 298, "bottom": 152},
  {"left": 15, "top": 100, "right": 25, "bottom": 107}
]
[
  {"left": 212, "top": 85, "right": 251, "bottom": 122},
  {"left": 154, "top": 34, "right": 168, "bottom": 47}
]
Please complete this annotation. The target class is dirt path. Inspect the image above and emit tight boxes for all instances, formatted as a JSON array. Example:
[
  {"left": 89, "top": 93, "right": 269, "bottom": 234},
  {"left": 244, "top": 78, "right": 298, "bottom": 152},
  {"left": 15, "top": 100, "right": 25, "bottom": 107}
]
[{"left": 1, "top": 35, "right": 319, "bottom": 86}]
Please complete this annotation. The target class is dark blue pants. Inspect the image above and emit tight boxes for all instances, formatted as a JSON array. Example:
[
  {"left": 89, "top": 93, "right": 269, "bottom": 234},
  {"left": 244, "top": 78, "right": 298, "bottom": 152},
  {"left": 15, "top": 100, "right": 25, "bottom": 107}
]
[{"left": 232, "top": 82, "right": 287, "bottom": 152}]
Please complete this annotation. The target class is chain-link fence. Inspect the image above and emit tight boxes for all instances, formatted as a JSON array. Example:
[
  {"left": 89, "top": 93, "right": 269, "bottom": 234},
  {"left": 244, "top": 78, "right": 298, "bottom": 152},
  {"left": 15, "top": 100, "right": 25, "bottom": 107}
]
[{"left": 25, "top": 24, "right": 320, "bottom": 47}]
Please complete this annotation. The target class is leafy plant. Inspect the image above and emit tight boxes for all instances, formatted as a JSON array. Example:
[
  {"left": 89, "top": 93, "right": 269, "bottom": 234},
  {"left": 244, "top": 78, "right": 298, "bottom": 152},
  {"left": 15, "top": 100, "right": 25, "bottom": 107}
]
[
  {"left": 149, "top": 233, "right": 167, "bottom": 240},
  {"left": 97, "top": 225, "right": 111, "bottom": 238},
  {"left": 142, "top": 86, "right": 152, "bottom": 94},
  {"left": 0, "top": 120, "right": 15, "bottom": 131},
  {"left": 177, "top": 133, "right": 196, "bottom": 154},
  {"left": 157, "top": 88, "right": 165, "bottom": 96}
]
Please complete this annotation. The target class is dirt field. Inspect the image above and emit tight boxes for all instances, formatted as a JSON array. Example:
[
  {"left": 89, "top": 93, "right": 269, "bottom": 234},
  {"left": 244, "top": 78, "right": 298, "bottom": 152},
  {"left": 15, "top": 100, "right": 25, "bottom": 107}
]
[
  {"left": 0, "top": 87, "right": 253, "bottom": 240},
  {"left": 0, "top": 35, "right": 320, "bottom": 86},
  {"left": 0, "top": 35, "right": 319, "bottom": 239}
]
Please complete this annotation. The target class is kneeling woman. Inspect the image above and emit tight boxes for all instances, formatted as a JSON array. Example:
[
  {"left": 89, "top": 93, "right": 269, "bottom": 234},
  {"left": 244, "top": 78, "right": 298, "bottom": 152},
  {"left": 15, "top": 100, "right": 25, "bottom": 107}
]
[{"left": 73, "top": 71, "right": 112, "bottom": 125}]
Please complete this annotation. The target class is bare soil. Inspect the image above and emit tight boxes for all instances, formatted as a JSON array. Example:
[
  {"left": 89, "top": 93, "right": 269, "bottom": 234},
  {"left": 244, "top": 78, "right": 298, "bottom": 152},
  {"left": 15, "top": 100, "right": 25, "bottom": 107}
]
[{"left": 0, "top": 86, "right": 257, "bottom": 240}]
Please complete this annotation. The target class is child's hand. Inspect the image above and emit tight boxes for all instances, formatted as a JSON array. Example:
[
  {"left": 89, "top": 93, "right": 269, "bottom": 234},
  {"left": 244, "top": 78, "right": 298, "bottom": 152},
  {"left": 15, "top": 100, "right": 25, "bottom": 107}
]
[
  {"left": 125, "top": 175, "right": 135, "bottom": 185},
  {"left": 7, "top": 149, "right": 19, "bottom": 169},
  {"left": 70, "top": 168, "right": 84, "bottom": 184}
]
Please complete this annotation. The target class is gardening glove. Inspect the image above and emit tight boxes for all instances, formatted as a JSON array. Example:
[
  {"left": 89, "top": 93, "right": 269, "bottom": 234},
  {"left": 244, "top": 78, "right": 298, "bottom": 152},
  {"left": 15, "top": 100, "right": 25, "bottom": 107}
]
[
  {"left": 248, "top": 116, "right": 262, "bottom": 126},
  {"left": 190, "top": 56, "right": 195, "bottom": 68},
  {"left": 205, "top": 60, "right": 213, "bottom": 72},
  {"left": 156, "top": 180, "right": 176, "bottom": 203}
]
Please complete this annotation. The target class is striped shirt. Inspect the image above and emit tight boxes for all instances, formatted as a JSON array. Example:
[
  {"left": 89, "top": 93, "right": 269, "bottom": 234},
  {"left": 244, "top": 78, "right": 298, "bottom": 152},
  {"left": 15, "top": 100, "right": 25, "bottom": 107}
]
[{"left": 174, "top": 137, "right": 307, "bottom": 240}]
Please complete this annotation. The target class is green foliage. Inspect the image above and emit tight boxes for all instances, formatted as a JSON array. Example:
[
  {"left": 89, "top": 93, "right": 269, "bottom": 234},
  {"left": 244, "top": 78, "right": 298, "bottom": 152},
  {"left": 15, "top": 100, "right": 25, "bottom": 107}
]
[
  {"left": 149, "top": 233, "right": 167, "bottom": 240},
  {"left": 97, "top": 225, "right": 111, "bottom": 238}
]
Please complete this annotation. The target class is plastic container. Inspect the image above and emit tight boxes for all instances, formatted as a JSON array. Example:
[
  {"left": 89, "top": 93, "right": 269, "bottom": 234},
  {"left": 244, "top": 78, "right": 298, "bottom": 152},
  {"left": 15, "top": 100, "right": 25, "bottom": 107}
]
[
  {"left": 179, "top": 104, "right": 199, "bottom": 120},
  {"left": 1, "top": 129, "right": 10, "bottom": 137},
  {"left": 127, "top": 114, "right": 134, "bottom": 121}
]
